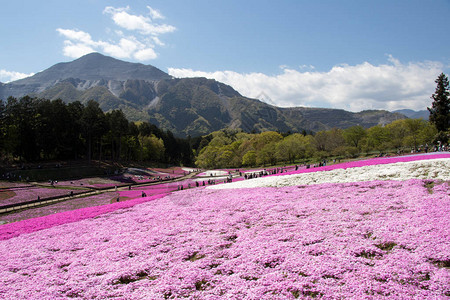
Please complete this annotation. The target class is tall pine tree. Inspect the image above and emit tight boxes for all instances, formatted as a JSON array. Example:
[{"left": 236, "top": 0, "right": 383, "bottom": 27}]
[
  {"left": 428, "top": 73, "right": 450, "bottom": 138},
  {"left": 428, "top": 73, "right": 450, "bottom": 143}
]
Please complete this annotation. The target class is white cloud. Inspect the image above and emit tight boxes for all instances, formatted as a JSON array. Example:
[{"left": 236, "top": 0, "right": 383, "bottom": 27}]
[
  {"left": 147, "top": 6, "right": 164, "bottom": 20},
  {"left": 134, "top": 48, "right": 157, "bottom": 61},
  {"left": 61, "top": 40, "right": 95, "bottom": 58},
  {"left": 103, "top": 6, "right": 175, "bottom": 35},
  {"left": 100, "top": 37, "right": 141, "bottom": 58},
  {"left": 168, "top": 57, "right": 443, "bottom": 112},
  {"left": 151, "top": 36, "right": 165, "bottom": 46},
  {"left": 57, "top": 6, "right": 175, "bottom": 61},
  {"left": 56, "top": 28, "right": 95, "bottom": 45},
  {"left": 0, "top": 70, "right": 34, "bottom": 83}
]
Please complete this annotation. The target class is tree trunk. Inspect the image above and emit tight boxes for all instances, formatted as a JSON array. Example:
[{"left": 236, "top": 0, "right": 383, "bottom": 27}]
[{"left": 87, "top": 133, "right": 92, "bottom": 164}]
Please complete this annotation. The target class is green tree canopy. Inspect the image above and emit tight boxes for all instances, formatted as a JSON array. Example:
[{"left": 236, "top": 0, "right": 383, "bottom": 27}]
[
  {"left": 343, "top": 125, "right": 366, "bottom": 149},
  {"left": 366, "top": 125, "right": 390, "bottom": 153}
]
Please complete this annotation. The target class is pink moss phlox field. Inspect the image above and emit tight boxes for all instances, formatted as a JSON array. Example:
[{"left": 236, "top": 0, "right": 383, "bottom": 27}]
[
  {"left": 0, "top": 193, "right": 167, "bottom": 241},
  {"left": 0, "top": 182, "right": 33, "bottom": 189},
  {"left": 278, "top": 153, "right": 450, "bottom": 177},
  {"left": 153, "top": 166, "right": 186, "bottom": 176},
  {"left": 0, "top": 192, "right": 120, "bottom": 224},
  {"left": 52, "top": 178, "right": 119, "bottom": 188},
  {"left": 0, "top": 186, "right": 85, "bottom": 206},
  {"left": 119, "top": 187, "right": 175, "bottom": 199},
  {"left": 55, "top": 167, "right": 186, "bottom": 189},
  {"left": 118, "top": 180, "right": 198, "bottom": 199},
  {"left": 0, "top": 179, "right": 448, "bottom": 299}
]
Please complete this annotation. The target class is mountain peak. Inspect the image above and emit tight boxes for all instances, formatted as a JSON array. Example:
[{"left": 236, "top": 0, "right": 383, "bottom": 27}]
[
  {"left": 10, "top": 53, "right": 171, "bottom": 85},
  {"left": 70, "top": 52, "right": 144, "bottom": 70},
  {"left": 78, "top": 52, "right": 109, "bottom": 59},
  {"left": 2, "top": 53, "right": 172, "bottom": 98}
]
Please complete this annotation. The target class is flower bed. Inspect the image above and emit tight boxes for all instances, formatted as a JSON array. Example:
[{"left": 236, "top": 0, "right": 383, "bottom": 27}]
[
  {"left": 154, "top": 166, "right": 187, "bottom": 177},
  {"left": 0, "top": 186, "right": 87, "bottom": 206},
  {"left": 0, "top": 153, "right": 448, "bottom": 299},
  {"left": 209, "top": 154, "right": 450, "bottom": 190},
  {"left": 0, "top": 192, "right": 120, "bottom": 224},
  {"left": 118, "top": 180, "right": 203, "bottom": 199},
  {"left": 0, "top": 179, "right": 448, "bottom": 298},
  {"left": 281, "top": 153, "right": 450, "bottom": 177},
  {"left": 0, "top": 193, "right": 167, "bottom": 241},
  {"left": 0, "top": 182, "right": 33, "bottom": 189},
  {"left": 118, "top": 184, "right": 178, "bottom": 199}
]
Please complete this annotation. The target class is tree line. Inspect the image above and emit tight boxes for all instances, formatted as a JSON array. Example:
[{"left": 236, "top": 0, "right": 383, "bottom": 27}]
[
  {"left": 194, "top": 118, "right": 440, "bottom": 169},
  {"left": 0, "top": 97, "right": 193, "bottom": 165}
]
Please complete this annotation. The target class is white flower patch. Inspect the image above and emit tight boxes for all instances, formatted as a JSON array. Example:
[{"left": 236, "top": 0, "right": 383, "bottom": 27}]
[{"left": 208, "top": 158, "right": 450, "bottom": 189}]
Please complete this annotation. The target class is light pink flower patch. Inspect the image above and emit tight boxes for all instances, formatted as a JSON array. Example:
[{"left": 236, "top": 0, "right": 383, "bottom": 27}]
[
  {"left": 0, "top": 186, "right": 86, "bottom": 206},
  {"left": 0, "top": 192, "right": 119, "bottom": 224},
  {"left": 0, "top": 193, "right": 167, "bottom": 240}
]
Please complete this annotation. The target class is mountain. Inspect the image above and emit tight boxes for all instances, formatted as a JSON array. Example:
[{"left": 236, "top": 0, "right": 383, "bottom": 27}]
[
  {"left": 393, "top": 109, "right": 429, "bottom": 120},
  {"left": 0, "top": 53, "right": 171, "bottom": 99},
  {"left": 0, "top": 53, "right": 406, "bottom": 137}
]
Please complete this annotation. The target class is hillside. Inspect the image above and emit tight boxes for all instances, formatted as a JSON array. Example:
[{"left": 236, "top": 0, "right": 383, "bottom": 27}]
[
  {"left": 0, "top": 53, "right": 406, "bottom": 137},
  {"left": 1, "top": 154, "right": 449, "bottom": 299}
]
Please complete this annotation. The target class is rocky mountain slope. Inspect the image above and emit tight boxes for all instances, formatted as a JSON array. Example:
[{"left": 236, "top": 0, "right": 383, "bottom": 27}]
[{"left": 0, "top": 53, "right": 406, "bottom": 137}]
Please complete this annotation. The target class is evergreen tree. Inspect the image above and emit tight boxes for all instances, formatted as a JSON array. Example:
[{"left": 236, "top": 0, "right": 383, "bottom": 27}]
[
  {"left": 67, "top": 101, "right": 85, "bottom": 159},
  {"left": 80, "top": 100, "right": 107, "bottom": 162},
  {"left": 6, "top": 96, "right": 39, "bottom": 161},
  {"left": 0, "top": 100, "right": 5, "bottom": 154},
  {"left": 428, "top": 73, "right": 450, "bottom": 136},
  {"left": 106, "top": 109, "right": 129, "bottom": 161}
]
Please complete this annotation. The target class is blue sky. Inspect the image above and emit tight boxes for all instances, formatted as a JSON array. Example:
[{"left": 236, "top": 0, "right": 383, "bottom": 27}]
[{"left": 1, "top": 0, "right": 449, "bottom": 112}]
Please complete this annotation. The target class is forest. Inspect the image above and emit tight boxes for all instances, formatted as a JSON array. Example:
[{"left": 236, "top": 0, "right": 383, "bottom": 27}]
[
  {"left": 194, "top": 119, "right": 441, "bottom": 169},
  {"left": 0, "top": 96, "right": 193, "bottom": 166}
]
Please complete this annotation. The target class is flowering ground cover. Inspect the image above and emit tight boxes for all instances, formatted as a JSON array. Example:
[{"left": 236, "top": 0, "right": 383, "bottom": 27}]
[
  {"left": 118, "top": 184, "right": 179, "bottom": 199},
  {"left": 0, "top": 182, "right": 33, "bottom": 189},
  {"left": 0, "top": 178, "right": 448, "bottom": 299},
  {"left": 54, "top": 166, "right": 188, "bottom": 189},
  {"left": 56, "top": 175, "right": 150, "bottom": 189},
  {"left": 55, "top": 178, "right": 123, "bottom": 189},
  {"left": 0, "top": 153, "right": 448, "bottom": 299},
  {"left": 0, "top": 193, "right": 167, "bottom": 241},
  {"left": 118, "top": 179, "right": 202, "bottom": 199},
  {"left": 0, "top": 174, "right": 197, "bottom": 226},
  {"left": 0, "top": 186, "right": 88, "bottom": 206},
  {"left": 209, "top": 154, "right": 450, "bottom": 190},
  {"left": 280, "top": 153, "right": 450, "bottom": 177},
  {"left": 0, "top": 192, "right": 119, "bottom": 225},
  {"left": 154, "top": 166, "right": 188, "bottom": 177}
]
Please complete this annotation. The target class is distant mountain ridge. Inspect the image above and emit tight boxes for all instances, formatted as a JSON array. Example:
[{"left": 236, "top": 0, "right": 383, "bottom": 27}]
[
  {"left": 0, "top": 53, "right": 406, "bottom": 137},
  {"left": 393, "top": 109, "right": 429, "bottom": 120}
]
